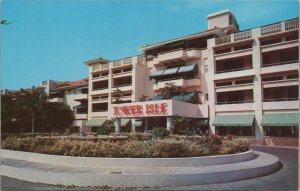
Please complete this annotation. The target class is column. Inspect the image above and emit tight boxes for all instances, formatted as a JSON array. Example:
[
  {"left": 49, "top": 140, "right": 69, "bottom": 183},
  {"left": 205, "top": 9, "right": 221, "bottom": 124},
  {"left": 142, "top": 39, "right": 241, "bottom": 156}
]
[
  {"left": 166, "top": 117, "right": 173, "bottom": 131},
  {"left": 114, "top": 118, "right": 121, "bottom": 133},
  {"left": 144, "top": 118, "right": 149, "bottom": 132},
  {"left": 252, "top": 28, "right": 264, "bottom": 145},
  {"left": 131, "top": 119, "right": 136, "bottom": 133}
]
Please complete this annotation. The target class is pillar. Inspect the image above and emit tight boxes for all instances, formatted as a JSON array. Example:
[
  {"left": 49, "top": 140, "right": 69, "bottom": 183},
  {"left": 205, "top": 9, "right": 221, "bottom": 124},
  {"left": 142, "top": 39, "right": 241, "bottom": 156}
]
[
  {"left": 166, "top": 117, "right": 173, "bottom": 131},
  {"left": 114, "top": 118, "right": 121, "bottom": 133},
  {"left": 144, "top": 119, "right": 149, "bottom": 132},
  {"left": 131, "top": 119, "right": 136, "bottom": 133},
  {"left": 252, "top": 28, "right": 264, "bottom": 145}
]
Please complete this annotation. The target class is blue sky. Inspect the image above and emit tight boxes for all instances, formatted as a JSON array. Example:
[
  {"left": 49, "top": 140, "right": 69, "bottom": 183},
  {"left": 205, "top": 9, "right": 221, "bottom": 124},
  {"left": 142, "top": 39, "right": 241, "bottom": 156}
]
[{"left": 2, "top": 0, "right": 298, "bottom": 90}]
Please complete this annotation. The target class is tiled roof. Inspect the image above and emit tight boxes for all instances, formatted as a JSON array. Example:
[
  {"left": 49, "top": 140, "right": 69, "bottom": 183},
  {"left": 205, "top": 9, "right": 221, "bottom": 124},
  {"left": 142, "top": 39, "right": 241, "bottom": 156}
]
[{"left": 52, "top": 78, "right": 88, "bottom": 91}]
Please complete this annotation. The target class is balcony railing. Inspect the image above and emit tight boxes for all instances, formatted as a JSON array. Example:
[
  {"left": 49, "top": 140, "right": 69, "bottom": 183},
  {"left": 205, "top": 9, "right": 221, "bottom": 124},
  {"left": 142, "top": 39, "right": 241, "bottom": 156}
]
[
  {"left": 93, "top": 87, "right": 108, "bottom": 91},
  {"left": 216, "top": 100, "right": 254, "bottom": 105},
  {"left": 112, "top": 83, "right": 132, "bottom": 88},
  {"left": 262, "top": 60, "right": 298, "bottom": 67},
  {"left": 234, "top": 30, "right": 252, "bottom": 41},
  {"left": 261, "top": 23, "right": 282, "bottom": 36},
  {"left": 113, "top": 60, "right": 122, "bottom": 67},
  {"left": 263, "top": 97, "right": 298, "bottom": 102},
  {"left": 113, "top": 58, "right": 133, "bottom": 68},
  {"left": 215, "top": 35, "right": 231, "bottom": 45},
  {"left": 285, "top": 19, "right": 299, "bottom": 31},
  {"left": 92, "top": 63, "right": 109, "bottom": 71},
  {"left": 215, "top": 66, "right": 253, "bottom": 74}
]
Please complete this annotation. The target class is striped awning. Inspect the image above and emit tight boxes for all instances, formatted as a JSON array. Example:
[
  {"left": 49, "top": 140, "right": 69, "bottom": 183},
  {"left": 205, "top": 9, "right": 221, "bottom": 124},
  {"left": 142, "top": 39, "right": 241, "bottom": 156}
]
[
  {"left": 133, "top": 121, "right": 143, "bottom": 127},
  {"left": 262, "top": 113, "right": 298, "bottom": 127},
  {"left": 85, "top": 119, "right": 106, "bottom": 127},
  {"left": 177, "top": 64, "right": 197, "bottom": 73},
  {"left": 163, "top": 67, "right": 179, "bottom": 75},
  {"left": 150, "top": 70, "right": 164, "bottom": 77},
  {"left": 213, "top": 114, "right": 255, "bottom": 127},
  {"left": 121, "top": 119, "right": 131, "bottom": 127}
]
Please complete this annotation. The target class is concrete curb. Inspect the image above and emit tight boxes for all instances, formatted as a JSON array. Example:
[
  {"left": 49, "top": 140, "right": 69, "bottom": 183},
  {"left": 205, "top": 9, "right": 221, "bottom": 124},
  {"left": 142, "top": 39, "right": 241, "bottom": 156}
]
[
  {"left": 1, "top": 150, "right": 280, "bottom": 187},
  {"left": 0, "top": 149, "right": 255, "bottom": 167}
]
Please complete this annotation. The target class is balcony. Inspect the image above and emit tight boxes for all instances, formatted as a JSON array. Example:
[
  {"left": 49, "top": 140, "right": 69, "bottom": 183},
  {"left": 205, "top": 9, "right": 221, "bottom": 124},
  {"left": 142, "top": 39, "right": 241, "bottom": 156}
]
[
  {"left": 215, "top": 30, "right": 252, "bottom": 45},
  {"left": 49, "top": 97, "right": 64, "bottom": 103},
  {"left": 73, "top": 94, "right": 88, "bottom": 100},
  {"left": 149, "top": 48, "right": 201, "bottom": 66},
  {"left": 215, "top": 102, "right": 254, "bottom": 112},
  {"left": 263, "top": 99, "right": 298, "bottom": 110},
  {"left": 153, "top": 78, "right": 200, "bottom": 91},
  {"left": 261, "top": 60, "right": 298, "bottom": 74},
  {"left": 214, "top": 67, "right": 254, "bottom": 80},
  {"left": 113, "top": 58, "right": 132, "bottom": 68},
  {"left": 261, "top": 19, "right": 299, "bottom": 36},
  {"left": 92, "top": 63, "right": 109, "bottom": 72},
  {"left": 112, "top": 84, "right": 133, "bottom": 92}
]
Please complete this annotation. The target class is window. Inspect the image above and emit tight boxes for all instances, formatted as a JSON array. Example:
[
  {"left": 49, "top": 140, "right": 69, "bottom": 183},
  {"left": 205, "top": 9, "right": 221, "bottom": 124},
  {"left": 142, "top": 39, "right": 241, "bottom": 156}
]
[
  {"left": 101, "top": 71, "right": 109, "bottom": 76},
  {"left": 215, "top": 48, "right": 231, "bottom": 54},
  {"left": 123, "top": 67, "right": 132, "bottom": 73},
  {"left": 216, "top": 81, "right": 232, "bottom": 87},
  {"left": 287, "top": 73, "right": 299, "bottom": 79},
  {"left": 234, "top": 43, "right": 252, "bottom": 51},
  {"left": 261, "top": 38, "right": 282, "bottom": 46},
  {"left": 262, "top": 76, "right": 283, "bottom": 82},
  {"left": 235, "top": 79, "right": 253, "bottom": 85},
  {"left": 92, "top": 103, "right": 108, "bottom": 112},
  {"left": 113, "top": 69, "right": 122, "bottom": 74}
]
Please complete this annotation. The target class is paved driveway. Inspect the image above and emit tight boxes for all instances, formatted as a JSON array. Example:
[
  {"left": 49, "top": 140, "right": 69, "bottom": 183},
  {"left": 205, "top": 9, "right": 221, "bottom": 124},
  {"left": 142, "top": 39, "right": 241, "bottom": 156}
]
[{"left": 1, "top": 146, "right": 298, "bottom": 191}]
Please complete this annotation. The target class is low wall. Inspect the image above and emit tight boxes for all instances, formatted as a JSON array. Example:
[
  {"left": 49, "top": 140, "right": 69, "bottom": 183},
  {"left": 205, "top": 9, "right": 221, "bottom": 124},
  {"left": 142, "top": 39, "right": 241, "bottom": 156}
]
[
  {"left": 264, "top": 137, "right": 298, "bottom": 146},
  {"left": 1, "top": 149, "right": 255, "bottom": 168}
]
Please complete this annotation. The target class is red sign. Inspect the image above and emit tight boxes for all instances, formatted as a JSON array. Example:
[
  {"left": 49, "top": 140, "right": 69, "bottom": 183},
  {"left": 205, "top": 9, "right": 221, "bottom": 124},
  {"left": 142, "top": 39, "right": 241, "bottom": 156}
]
[{"left": 113, "top": 103, "right": 168, "bottom": 117}]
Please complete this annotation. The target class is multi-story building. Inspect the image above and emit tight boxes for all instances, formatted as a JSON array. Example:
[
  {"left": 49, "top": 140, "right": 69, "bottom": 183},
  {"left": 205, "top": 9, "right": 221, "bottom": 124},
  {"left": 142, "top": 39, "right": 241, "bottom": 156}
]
[
  {"left": 85, "top": 9, "right": 298, "bottom": 145},
  {"left": 40, "top": 78, "right": 89, "bottom": 132}
]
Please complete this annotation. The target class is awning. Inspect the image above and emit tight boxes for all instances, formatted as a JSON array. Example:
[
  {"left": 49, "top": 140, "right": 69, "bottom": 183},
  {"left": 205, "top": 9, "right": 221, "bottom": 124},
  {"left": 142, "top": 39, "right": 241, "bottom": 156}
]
[
  {"left": 121, "top": 119, "right": 131, "bottom": 127},
  {"left": 163, "top": 67, "right": 179, "bottom": 75},
  {"left": 151, "top": 95, "right": 163, "bottom": 101},
  {"left": 178, "top": 64, "right": 197, "bottom": 73},
  {"left": 74, "top": 105, "right": 87, "bottom": 109},
  {"left": 262, "top": 113, "right": 298, "bottom": 127},
  {"left": 133, "top": 121, "right": 143, "bottom": 127},
  {"left": 150, "top": 70, "right": 164, "bottom": 78},
  {"left": 85, "top": 119, "right": 107, "bottom": 127},
  {"left": 172, "top": 92, "right": 195, "bottom": 102},
  {"left": 213, "top": 114, "right": 255, "bottom": 127},
  {"left": 196, "top": 119, "right": 209, "bottom": 126}
]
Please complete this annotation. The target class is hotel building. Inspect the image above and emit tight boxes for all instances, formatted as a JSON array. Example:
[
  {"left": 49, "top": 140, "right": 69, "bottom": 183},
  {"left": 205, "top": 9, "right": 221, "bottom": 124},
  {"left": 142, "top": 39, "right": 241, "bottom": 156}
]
[{"left": 85, "top": 10, "right": 298, "bottom": 145}]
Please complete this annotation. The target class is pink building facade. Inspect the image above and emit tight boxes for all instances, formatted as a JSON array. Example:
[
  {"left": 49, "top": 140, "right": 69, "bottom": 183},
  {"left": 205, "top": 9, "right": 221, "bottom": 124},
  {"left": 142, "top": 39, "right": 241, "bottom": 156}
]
[{"left": 85, "top": 10, "right": 299, "bottom": 146}]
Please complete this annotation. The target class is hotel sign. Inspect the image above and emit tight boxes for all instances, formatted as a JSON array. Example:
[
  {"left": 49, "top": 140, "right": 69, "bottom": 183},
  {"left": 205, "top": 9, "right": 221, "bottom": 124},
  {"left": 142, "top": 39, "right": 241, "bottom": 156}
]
[{"left": 113, "top": 102, "right": 169, "bottom": 117}]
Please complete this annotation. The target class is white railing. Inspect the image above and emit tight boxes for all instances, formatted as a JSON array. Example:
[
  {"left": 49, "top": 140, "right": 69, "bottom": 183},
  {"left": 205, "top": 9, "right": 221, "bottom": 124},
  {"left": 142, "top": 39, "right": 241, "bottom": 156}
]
[
  {"left": 285, "top": 19, "right": 299, "bottom": 31},
  {"left": 92, "top": 64, "right": 100, "bottom": 71},
  {"left": 93, "top": 63, "right": 109, "bottom": 71},
  {"left": 234, "top": 30, "right": 252, "bottom": 41},
  {"left": 101, "top": 63, "right": 109, "bottom": 69},
  {"left": 215, "top": 35, "right": 231, "bottom": 45},
  {"left": 261, "top": 23, "right": 282, "bottom": 36},
  {"left": 113, "top": 60, "right": 122, "bottom": 67},
  {"left": 123, "top": 58, "right": 132, "bottom": 65}
]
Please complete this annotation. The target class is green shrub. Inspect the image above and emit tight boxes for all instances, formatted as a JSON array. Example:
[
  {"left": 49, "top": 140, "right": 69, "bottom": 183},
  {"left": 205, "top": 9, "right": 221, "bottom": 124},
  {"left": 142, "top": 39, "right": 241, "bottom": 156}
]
[
  {"left": 153, "top": 128, "right": 170, "bottom": 139},
  {"left": 96, "top": 120, "right": 115, "bottom": 135},
  {"left": 111, "top": 132, "right": 152, "bottom": 140},
  {"left": 1, "top": 135, "right": 250, "bottom": 158}
]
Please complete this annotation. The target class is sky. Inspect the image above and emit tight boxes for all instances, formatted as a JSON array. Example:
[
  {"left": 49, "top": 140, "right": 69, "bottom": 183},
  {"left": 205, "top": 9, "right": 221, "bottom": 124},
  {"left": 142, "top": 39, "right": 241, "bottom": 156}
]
[{"left": 2, "top": 0, "right": 299, "bottom": 90}]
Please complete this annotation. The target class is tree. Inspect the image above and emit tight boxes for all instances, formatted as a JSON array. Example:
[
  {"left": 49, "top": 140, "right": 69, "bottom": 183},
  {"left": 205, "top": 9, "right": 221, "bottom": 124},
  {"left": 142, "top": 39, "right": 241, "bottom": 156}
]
[
  {"left": 18, "top": 86, "right": 48, "bottom": 133},
  {"left": 111, "top": 87, "right": 123, "bottom": 104},
  {"left": 161, "top": 82, "right": 184, "bottom": 100},
  {"left": 39, "top": 102, "right": 74, "bottom": 133}
]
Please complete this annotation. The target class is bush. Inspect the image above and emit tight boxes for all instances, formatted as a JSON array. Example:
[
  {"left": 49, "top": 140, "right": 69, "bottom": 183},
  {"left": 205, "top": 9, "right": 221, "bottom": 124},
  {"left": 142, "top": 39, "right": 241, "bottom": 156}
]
[
  {"left": 96, "top": 120, "right": 115, "bottom": 135},
  {"left": 111, "top": 132, "right": 153, "bottom": 140},
  {"left": 153, "top": 128, "right": 170, "bottom": 139},
  {"left": 1, "top": 135, "right": 250, "bottom": 158}
]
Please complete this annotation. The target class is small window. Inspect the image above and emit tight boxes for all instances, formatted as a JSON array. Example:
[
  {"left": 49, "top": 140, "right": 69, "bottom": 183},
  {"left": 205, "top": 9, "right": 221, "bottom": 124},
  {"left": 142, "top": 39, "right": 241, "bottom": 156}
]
[
  {"left": 92, "top": 73, "right": 100, "bottom": 78},
  {"left": 285, "top": 34, "right": 298, "bottom": 41},
  {"left": 261, "top": 38, "right": 282, "bottom": 46},
  {"left": 206, "top": 94, "right": 208, "bottom": 101},
  {"left": 123, "top": 67, "right": 132, "bottom": 73},
  {"left": 92, "top": 96, "right": 100, "bottom": 100},
  {"left": 101, "top": 71, "right": 109, "bottom": 76},
  {"left": 215, "top": 48, "right": 231, "bottom": 54}
]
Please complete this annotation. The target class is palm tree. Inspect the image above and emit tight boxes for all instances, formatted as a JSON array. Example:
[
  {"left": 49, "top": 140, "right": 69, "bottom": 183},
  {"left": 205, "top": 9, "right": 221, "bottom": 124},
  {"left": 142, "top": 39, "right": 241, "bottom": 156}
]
[
  {"left": 111, "top": 87, "right": 123, "bottom": 104},
  {"left": 19, "top": 86, "right": 47, "bottom": 133}
]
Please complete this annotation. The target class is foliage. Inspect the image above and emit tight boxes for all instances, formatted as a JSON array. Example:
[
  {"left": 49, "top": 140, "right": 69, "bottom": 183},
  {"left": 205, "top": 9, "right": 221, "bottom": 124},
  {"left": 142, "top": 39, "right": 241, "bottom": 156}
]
[
  {"left": 111, "top": 132, "right": 153, "bottom": 140},
  {"left": 139, "top": 94, "right": 149, "bottom": 102},
  {"left": 2, "top": 135, "right": 250, "bottom": 158},
  {"left": 153, "top": 128, "right": 170, "bottom": 139},
  {"left": 1, "top": 87, "right": 74, "bottom": 134},
  {"left": 96, "top": 120, "right": 115, "bottom": 135},
  {"left": 173, "top": 115, "right": 194, "bottom": 135},
  {"left": 111, "top": 87, "right": 123, "bottom": 104},
  {"left": 161, "top": 82, "right": 184, "bottom": 100}
]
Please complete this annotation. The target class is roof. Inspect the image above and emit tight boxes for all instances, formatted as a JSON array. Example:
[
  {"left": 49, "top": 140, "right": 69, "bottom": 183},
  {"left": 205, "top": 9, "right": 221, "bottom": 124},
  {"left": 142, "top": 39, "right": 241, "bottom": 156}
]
[
  {"left": 139, "top": 28, "right": 225, "bottom": 52},
  {"left": 52, "top": 78, "right": 88, "bottom": 91},
  {"left": 84, "top": 57, "right": 110, "bottom": 66}
]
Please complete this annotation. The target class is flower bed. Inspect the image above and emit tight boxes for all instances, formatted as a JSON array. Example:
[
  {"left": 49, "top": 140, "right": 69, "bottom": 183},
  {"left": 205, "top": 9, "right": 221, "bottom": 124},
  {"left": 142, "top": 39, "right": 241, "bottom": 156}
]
[{"left": 1, "top": 135, "right": 250, "bottom": 158}]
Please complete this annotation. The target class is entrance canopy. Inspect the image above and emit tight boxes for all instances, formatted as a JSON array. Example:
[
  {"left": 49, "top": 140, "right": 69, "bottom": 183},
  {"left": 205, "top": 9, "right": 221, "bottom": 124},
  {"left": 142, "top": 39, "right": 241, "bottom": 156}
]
[
  {"left": 85, "top": 119, "right": 106, "bottom": 127},
  {"left": 262, "top": 113, "right": 298, "bottom": 127},
  {"left": 213, "top": 114, "right": 255, "bottom": 127},
  {"left": 121, "top": 119, "right": 131, "bottom": 127}
]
